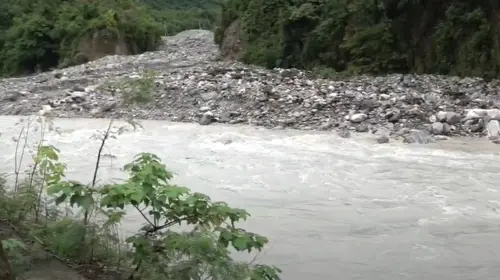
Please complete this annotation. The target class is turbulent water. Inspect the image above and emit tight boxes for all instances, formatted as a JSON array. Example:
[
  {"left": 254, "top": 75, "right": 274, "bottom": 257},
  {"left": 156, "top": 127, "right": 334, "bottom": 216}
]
[{"left": 1, "top": 116, "right": 500, "bottom": 280}]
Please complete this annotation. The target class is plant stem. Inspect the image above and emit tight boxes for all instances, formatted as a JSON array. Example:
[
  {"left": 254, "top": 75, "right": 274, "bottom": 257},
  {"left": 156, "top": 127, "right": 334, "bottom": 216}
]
[
  {"left": 133, "top": 205, "right": 155, "bottom": 229},
  {"left": 35, "top": 170, "right": 47, "bottom": 223},
  {"left": 92, "top": 120, "right": 113, "bottom": 188},
  {"left": 86, "top": 120, "right": 113, "bottom": 226},
  {"left": 13, "top": 126, "right": 24, "bottom": 193}
]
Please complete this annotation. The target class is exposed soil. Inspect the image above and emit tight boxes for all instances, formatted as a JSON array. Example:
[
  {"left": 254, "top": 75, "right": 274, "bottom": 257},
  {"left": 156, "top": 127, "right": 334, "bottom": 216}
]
[{"left": 220, "top": 20, "right": 245, "bottom": 61}]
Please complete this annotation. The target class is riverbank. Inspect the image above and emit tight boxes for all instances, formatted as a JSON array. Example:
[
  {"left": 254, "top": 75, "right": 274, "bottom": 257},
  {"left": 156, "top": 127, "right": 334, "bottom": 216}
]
[{"left": 1, "top": 30, "right": 500, "bottom": 144}]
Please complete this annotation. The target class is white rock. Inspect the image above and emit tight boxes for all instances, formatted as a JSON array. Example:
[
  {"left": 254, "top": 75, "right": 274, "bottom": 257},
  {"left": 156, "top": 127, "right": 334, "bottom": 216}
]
[
  {"left": 350, "top": 113, "right": 367, "bottom": 123},
  {"left": 487, "top": 120, "right": 500, "bottom": 139},
  {"left": 465, "top": 109, "right": 500, "bottom": 120},
  {"left": 379, "top": 94, "right": 390, "bottom": 100},
  {"left": 436, "top": 111, "right": 447, "bottom": 122}
]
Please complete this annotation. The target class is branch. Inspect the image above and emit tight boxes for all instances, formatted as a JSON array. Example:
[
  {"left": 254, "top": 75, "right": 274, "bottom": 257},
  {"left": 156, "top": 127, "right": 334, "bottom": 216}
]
[
  {"left": 14, "top": 119, "right": 31, "bottom": 193},
  {"left": 144, "top": 215, "right": 198, "bottom": 236},
  {"left": 133, "top": 205, "right": 155, "bottom": 229},
  {"left": 13, "top": 126, "right": 24, "bottom": 192},
  {"left": 92, "top": 120, "right": 113, "bottom": 187}
]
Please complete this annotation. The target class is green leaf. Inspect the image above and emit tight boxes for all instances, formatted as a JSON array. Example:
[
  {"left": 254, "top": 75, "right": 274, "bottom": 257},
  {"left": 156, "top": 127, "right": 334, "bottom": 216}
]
[
  {"left": 54, "top": 194, "right": 67, "bottom": 205},
  {"left": 1, "top": 238, "right": 26, "bottom": 250},
  {"left": 232, "top": 236, "right": 249, "bottom": 251},
  {"left": 164, "top": 185, "right": 189, "bottom": 198},
  {"left": 129, "top": 189, "right": 144, "bottom": 204},
  {"left": 47, "top": 183, "right": 63, "bottom": 194},
  {"left": 79, "top": 194, "right": 95, "bottom": 209}
]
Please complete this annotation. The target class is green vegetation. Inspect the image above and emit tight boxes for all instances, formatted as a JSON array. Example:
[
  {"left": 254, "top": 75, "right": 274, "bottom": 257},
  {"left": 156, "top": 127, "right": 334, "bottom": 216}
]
[
  {"left": 145, "top": 0, "right": 219, "bottom": 37},
  {"left": 101, "top": 70, "right": 159, "bottom": 105},
  {"left": 0, "top": 0, "right": 219, "bottom": 77},
  {"left": 215, "top": 0, "right": 500, "bottom": 78},
  {"left": 143, "top": 0, "right": 219, "bottom": 10},
  {"left": 0, "top": 116, "right": 281, "bottom": 280}
]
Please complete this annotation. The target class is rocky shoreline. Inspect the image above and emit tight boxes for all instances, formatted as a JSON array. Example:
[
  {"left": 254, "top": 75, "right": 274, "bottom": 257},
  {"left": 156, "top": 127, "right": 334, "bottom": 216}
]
[{"left": 1, "top": 29, "right": 500, "bottom": 144}]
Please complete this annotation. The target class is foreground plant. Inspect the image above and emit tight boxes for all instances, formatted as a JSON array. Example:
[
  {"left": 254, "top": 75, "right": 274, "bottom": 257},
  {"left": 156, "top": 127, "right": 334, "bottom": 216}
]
[{"left": 47, "top": 151, "right": 280, "bottom": 280}]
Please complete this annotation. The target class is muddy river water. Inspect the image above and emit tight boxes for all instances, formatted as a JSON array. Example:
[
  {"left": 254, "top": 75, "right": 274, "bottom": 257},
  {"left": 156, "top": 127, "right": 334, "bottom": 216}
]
[{"left": 1, "top": 116, "right": 500, "bottom": 280}]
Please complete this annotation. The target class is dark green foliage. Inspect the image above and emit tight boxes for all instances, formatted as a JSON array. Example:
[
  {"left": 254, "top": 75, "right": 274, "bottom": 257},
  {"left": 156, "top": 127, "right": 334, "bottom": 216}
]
[
  {"left": 0, "top": 0, "right": 220, "bottom": 77},
  {"left": 142, "top": 0, "right": 220, "bottom": 10},
  {"left": 0, "top": 0, "right": 163, "bottom": 76},
  {"left": 153, "top": 8, "right": 219, "bottom": 35},
  {"left": 216, "top": 0, "right": 500, "bottom": 78},
  {"left": 140, "top": 0, "right": 220, "bottom": 35}
]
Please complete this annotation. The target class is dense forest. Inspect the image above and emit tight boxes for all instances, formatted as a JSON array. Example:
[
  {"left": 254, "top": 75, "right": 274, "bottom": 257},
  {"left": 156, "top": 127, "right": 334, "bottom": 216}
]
[
  {"left": 215, "top": 0, "right": 500, "bottom": 78},
  {"left": 2, "top": 0, "right": 499, "bottom": 79},
  {"left": 0, "top": 0, "right": 218, "bottom": 77},
  {"left": 143, "top": 0, "right": 219, "bottom": 10}
]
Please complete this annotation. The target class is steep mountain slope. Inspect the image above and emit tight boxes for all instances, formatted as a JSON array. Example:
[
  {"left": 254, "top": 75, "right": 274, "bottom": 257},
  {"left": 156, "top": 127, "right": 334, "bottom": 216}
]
[{"left": 215, "top": 0, "right": 500, "bottom": 78}]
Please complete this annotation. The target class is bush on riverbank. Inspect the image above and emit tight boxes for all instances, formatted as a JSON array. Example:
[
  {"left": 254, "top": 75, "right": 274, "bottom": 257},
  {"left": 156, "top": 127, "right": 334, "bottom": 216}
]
[
  {"left": 0, "top": 116, "right": 281, "bottom": 280},
  {"left": 214, "top": 0, "right": 500, "bottom": 78}
]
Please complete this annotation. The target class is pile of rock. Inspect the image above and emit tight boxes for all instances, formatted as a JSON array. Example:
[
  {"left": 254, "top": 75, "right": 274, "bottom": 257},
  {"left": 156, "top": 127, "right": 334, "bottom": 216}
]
[{"left": 1, "top": 29, "right": 500, "bottom": 144}]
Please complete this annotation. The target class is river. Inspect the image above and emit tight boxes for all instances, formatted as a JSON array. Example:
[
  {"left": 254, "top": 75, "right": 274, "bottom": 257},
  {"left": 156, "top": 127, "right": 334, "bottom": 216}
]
[{"left": 1, "top": 116, "right": 500, "bottom": 280}]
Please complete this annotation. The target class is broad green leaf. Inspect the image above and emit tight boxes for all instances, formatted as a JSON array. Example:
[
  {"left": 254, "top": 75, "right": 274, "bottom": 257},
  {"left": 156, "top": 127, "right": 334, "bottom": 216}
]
[
  {"left": 129, "top": 189, "right": 144, "bottom": 204},
  {"left": 54, "top": 193, "right": 67, "bottom": 205},
  {"left": 232, "top": 236, "right": 250, "bottom": 251},
  {"left": 79, "top": 194, "right": 94, "bottom": 209},
  {"left": 47, "top": 183, "right": 63, "bottom": 194}
]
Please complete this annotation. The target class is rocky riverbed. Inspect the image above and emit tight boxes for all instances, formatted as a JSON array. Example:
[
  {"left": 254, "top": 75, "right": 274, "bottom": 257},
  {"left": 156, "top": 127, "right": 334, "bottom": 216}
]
[{"left": 1, "top": 29, "right": 500, "bottom": 144}]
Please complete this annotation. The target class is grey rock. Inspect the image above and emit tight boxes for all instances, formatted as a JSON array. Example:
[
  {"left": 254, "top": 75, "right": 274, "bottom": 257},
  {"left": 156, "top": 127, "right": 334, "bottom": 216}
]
[
  {"left": 434, "top": 135, "right": 450, "bottom": 141},
  {"left": 445, "top": 112, "right": 461, "bottom": 125},
  {"left": 403, "top": 130, "right": 435, "bottom": 144},
  {"left": 3, "top": 91, "right": 23, "bottom": 102},
  {"left": 319, "top": 122, "right": 333, "bottom": 130},
  {"left": 385, "top": 109, "right": 401, "bottom": 123},
  {"left": 338, "top": 129, "right": 351, "bottom": 138},
  {"left": 350, "top": 113, "right": 367, "bottom": 123},
  {"left": 376, "top": 135, "right": 389, "bottom": 144},
  {"left": 199, "top": 112, "right": 214, "bottom": 125},
  {"left": 443, "top": 123, "right": 451, "bottom": 134},
  {"left": 200, "top": 91, "right": 218, "bottom": 101},
  {"left": 356, "top": 124, "right": 369, "bottom": 132},
  {"left": 492, "top": 138, "right": 500, "bottom": 144},
  {"left": 430, "top": 122, "right": 451, "bottom": 135},
  {"left": 101, "top": 101, "right": 117, "bottom": 112},
  {"left": 71, "top": 85, "right": 86, "bottom": 92},
  {"left": 430, "top": 122, "right": 445, "bottom": 135}
]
